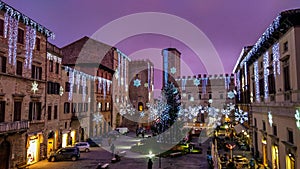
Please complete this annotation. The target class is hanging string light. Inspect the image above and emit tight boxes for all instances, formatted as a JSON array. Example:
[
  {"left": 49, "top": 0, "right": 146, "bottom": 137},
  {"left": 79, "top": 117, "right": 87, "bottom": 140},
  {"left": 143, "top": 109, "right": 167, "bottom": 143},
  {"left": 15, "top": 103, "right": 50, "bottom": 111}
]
[
  {"left": 272, "top": 43, "right": 280, "bottom": 77},
  {"left": 12, "top": 16, "right": 18, "bottom": 66},
  {"left": 263, "top": 52, "right": 269, "bottom": 99},
  {"left": 68, "top": 70, "right": 74, "bottom": 101},
  {"left": 236, "top": 70, "right": 241, "bottom": 101},
  {"left": 82, "top": 76, "right": 86, "bottom": 102},
  {"left": 202, "top": 77, "right": 208, "bottom": 93},
  {"left": 4, "top": 12, "right": 8, "bottom": 38},
  {"left": 254, "top": 61, "right": 260, "bottom": 102}
]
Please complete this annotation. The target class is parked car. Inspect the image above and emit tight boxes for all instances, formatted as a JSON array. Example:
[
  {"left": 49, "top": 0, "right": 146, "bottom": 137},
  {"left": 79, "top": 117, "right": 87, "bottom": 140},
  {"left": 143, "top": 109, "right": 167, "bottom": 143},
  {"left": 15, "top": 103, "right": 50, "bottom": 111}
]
[
  {"left": 48, "top": 147, "right": 80, "bottom": 162},
  {"left": 75, "top": 142, "right": 90, "bottom": 152},
  {"left": 115, "top": 127, "right": 129, "bottom": 135}
]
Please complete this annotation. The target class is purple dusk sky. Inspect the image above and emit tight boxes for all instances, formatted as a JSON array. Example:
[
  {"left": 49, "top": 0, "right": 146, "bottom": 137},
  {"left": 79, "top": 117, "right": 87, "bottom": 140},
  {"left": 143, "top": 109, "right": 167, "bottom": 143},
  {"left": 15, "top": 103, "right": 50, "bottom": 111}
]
[{"left": 3, "top": 0, "right": 300, "bottom": 76}]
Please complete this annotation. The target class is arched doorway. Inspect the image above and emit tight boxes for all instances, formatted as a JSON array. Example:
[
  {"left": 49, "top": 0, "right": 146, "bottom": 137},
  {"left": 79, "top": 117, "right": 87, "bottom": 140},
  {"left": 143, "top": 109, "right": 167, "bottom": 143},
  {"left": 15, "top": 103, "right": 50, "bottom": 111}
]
[{"left": 0, "top": 139, "right": 11, "bottom": 169}]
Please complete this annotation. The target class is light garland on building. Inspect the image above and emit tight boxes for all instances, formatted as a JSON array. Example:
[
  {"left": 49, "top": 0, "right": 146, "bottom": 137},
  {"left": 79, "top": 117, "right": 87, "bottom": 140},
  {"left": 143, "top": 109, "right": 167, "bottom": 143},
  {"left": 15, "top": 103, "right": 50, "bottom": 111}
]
[
  {"left": 12, "top": 16, "right": 18, "bottom": 66},
  {"left": 202, "top": 77, "right": 208, "bottom": 93},
  {"left": 240, "top": 15, "right": 281, "bottom": 66},
  {"left": 263, "top": 52, "right": 269, "bottom": 99},
  {"left": 82, "top": 76, "right": 86, "bottom": 102},
  {"left": 68, "top": 70, "right": 74, "bottom": 101},
  {"left": 236, "top": 70, "right": 241, "bottom": 101},
  {"left": 254, "top": 61, "right": 260, "bottom": 102},
  {"left": 272, "top": 43, "right": 280, "bottom": 77},
  {"left": 0, "top": 2, "right": 55, "bottom": 38},
  {"left": 47, "top": 52, "right": 62, "bottom": 64},
  {"left": 225, "top": 75, "right": 231, "bottom": 90},
  {"left": 181, "top": 78, "right": 187, "bottom": 91},
  {"left": 244, "top": 62, "right": 248, "bottom": 90},
  {"left": 24, "top": 26, "right": 36, "bottom": 69},
  {"left": 4, "top": 12, "right": 8, "bottom": 38}
]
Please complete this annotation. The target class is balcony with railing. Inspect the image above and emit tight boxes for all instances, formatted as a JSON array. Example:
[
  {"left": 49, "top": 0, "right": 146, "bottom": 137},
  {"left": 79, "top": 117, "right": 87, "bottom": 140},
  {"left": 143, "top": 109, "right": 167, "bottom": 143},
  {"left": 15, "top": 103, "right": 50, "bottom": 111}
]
[{"left": 0, "top": 120, "right": 29, "bottom": 134}]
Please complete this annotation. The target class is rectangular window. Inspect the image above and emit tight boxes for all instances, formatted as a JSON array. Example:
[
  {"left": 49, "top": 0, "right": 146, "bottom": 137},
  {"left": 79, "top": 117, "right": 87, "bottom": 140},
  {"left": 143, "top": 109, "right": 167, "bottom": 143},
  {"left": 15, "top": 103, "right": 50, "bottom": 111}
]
[
  {"left": 288, "top": 129, "right": 293, "bottom": 144},
  {"left": 0, "top": 56, "right": 6, "bottom": 73},
  {"left": 65, "top": 82, "right": 70, "bottom": 92},
  {"left": 254, "top": 118, "right": 257, "bottom": 127},
  {"left": 16, "top": 61, "right": 22, "bottom": 76},
  {"left": 84, "top": 103, "right": 89, "bottom": 112},
  {"left": 259, "top": 78, "right": 264, "bottom": 96},
  {"left": 283, "top": 41, "right": 288, "bottom": 52},
  {"left": 28, "top": 102, "right": 41, "bottom": 121},
  {"left": 78, "top": 103, "right": 83, "bottom": 112},
  {"left": 283, "top": 63, "right": 290, "bottom": 91},
  {"left": 273, "top": 125, "right": 277, "bottom": 136},
  {"left": 79, "top": 85, "right": 83, "bottom": 94},
  {"left": 35, "top": 37, "right": 40, "bottom": 51},
  {"left": 54, "top": 105, "right": 58, "bottom": 120},
  {"left": 14, "top": 101, "right": 22, "bottom": 121},
  {"left": 64, "top": 102, "right": 70, "bottom": 114},
  {"left": 262, "top": 120, "right": 266, "bottom": 131},
  {"left": 0, "top": 101, "right": 5, "bottom": 122},
  {"left": 49, "top": 60, "right": 53, "bottom": 72},
  {"left": 31, "top": 65, "right": 42, "bottom": 80},
  {"left": 73, "top": 85, "right": 77, "bottom": 93},
  {"left": 48, "top": 106, "right": 52, "bottom": 120},
  {"left": 72, "top": 103, "right": 77, "bottom": 113},
  {"left": 54, "top": 83, "right": 60, "bottom": 95},
  {"left": 47, "top": 82, "right": 52, "bottom": 94},
  {"left": 0, "top": 19, "right": 4, "bottom": 36},
  {"left": 17, "top": 28, "right": 24, "bottom": 44},
  {"left": 268, "top": 74, "right": 275, "bottom": 94},
  {"left": 55, "top": 62, "right": 59, "bottom": 74}
]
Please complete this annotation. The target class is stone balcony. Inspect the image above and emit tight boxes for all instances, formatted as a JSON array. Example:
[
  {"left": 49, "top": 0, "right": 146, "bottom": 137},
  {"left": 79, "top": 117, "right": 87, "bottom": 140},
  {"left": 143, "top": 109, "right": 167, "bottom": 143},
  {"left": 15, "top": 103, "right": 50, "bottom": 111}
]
[{"left": 0, "top": 120, "right": 29, "bottom": 134}]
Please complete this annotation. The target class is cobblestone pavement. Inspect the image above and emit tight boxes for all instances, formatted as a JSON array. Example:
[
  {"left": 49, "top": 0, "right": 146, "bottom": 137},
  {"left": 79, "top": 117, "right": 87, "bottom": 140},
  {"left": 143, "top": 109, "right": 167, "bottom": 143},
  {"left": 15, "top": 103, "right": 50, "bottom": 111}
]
[{"left": 29, "top": 132, "right": 211, "bottom": 169}]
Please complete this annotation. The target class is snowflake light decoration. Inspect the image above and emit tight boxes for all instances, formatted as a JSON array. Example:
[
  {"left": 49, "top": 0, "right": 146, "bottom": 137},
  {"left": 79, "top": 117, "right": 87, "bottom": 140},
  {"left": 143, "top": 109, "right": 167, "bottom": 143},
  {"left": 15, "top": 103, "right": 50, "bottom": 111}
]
[
  {"left": 235, "top": 109, "right": 248, "bottom": 123},
  {"left": 227, "top": 91, "right": 235, "bottom": 99},
  {"left": 31, "top": 81, "right": 39, "bottom": 94},
  {"left": 193, "top": 78, "right": 200, "bottom": 86},
  {"left": 119, "top": 103, "right": 130, "bottom": 116},
  {"left": 170, "top": 67, "right": 176, "bottom": 74},
  {"left": 268, "top": 112, "right": 273, "bottom": 127},
  {"left": 133, "top": 79, "right": 141, "bottom": 87},
  {"left": 295, "top": 109, "right": 300, "bottom": 130},
  {"left": 140, "top": 111, "right": 145, "bottom": 118},
  {"left": 128, "top": 107, "right": 136, "bottom": 116},
  {"left": 93, "top": 113, "right": 103, "bottom": 124}
]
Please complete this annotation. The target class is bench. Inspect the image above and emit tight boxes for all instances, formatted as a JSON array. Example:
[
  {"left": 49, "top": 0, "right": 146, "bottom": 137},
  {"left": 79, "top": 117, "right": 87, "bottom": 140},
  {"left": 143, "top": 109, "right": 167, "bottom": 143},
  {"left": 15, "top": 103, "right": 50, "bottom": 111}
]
[
  {"left": 16, "top": 162, "right": 29, "bottom": 169},
  {"left": 170, "top": 152, "right": 182, "bottom": 157}
]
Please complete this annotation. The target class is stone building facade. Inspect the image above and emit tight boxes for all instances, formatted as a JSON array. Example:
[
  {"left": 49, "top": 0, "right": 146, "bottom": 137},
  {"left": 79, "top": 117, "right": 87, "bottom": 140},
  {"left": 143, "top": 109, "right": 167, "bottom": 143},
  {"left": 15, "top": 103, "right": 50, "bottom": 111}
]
[
  {"left": 234, "top": 9, "right": 300, "bottom": 169},
  {"left": 0, "top": 1, "right": 54, "bottom": 168}
]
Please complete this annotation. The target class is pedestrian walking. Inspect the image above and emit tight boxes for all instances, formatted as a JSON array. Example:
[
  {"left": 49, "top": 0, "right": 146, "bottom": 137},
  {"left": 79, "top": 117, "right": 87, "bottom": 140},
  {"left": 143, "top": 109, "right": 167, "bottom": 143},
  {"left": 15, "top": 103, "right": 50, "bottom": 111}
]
[
  {"left": 108, "top": 137, "right": 112, "bottom": 146},
  {"left": 148, "top": 159, "right": 153, "bottom": 169},
  {"left": 110, "top": 143, "right": 115, "bottom": 156}
]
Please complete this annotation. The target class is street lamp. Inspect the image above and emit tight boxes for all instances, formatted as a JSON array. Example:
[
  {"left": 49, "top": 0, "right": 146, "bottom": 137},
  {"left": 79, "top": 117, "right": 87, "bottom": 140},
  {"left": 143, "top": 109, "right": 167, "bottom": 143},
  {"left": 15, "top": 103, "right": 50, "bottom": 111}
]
[{"left": 226, "top": 143, "right": 236, "bottom": 160}]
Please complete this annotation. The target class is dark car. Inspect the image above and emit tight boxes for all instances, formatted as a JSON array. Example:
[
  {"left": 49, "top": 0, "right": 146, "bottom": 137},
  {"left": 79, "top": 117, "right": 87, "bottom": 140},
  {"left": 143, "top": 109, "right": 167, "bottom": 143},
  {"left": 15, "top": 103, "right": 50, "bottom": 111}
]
[{"left": 48, "top": 147, "right": 80, "bottom": 162}]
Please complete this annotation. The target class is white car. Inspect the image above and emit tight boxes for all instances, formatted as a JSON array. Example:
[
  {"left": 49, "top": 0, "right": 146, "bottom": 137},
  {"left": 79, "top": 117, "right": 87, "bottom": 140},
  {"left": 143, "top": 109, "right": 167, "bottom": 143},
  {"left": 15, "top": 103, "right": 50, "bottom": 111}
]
[
  {"left": 74, "top": 142, "right": 90, "bottom": 152},
  {"left": 116, "top": 127, "right": 129, "bottom": 135}
]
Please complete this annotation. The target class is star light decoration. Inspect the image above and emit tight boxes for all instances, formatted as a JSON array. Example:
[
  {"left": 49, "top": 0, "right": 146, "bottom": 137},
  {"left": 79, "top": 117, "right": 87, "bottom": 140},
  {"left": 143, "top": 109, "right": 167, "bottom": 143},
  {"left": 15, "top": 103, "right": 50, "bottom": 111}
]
[
  {"left": 133, "top": 79, "right": 141, "bottom": 87},
  {"left": 93, "top": 113, "right": 103, "bottom": 124},
  {"left": 59, "top": 86, "right": 64, "bottom": 96},
  {"left": 235, "top": 109, "right": 248, "bottom": 124},
  {"left": 295, "top": 109, "right": 300, "bottom": 130},
  {"left": 268, "top": 112, "right": 273, "bottom": 127},
  {"left": 193, "top": 78, "right": 200, "bottom": 86},
  {"left": 31, "top": 81, "right": 39, "bottom": 94},
  {"left": 144, "top": 83, "right": 148, "bottom": 88},
  {"left": 170, "top": 67, "right": 176, "bottom": 74}
]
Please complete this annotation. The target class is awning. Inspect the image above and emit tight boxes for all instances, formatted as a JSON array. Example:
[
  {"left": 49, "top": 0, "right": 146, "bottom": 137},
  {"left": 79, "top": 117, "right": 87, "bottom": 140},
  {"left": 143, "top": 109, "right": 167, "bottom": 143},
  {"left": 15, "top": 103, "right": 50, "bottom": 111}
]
[{"left": 234, "top": 124, "right": 246, "bottom": 134}]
